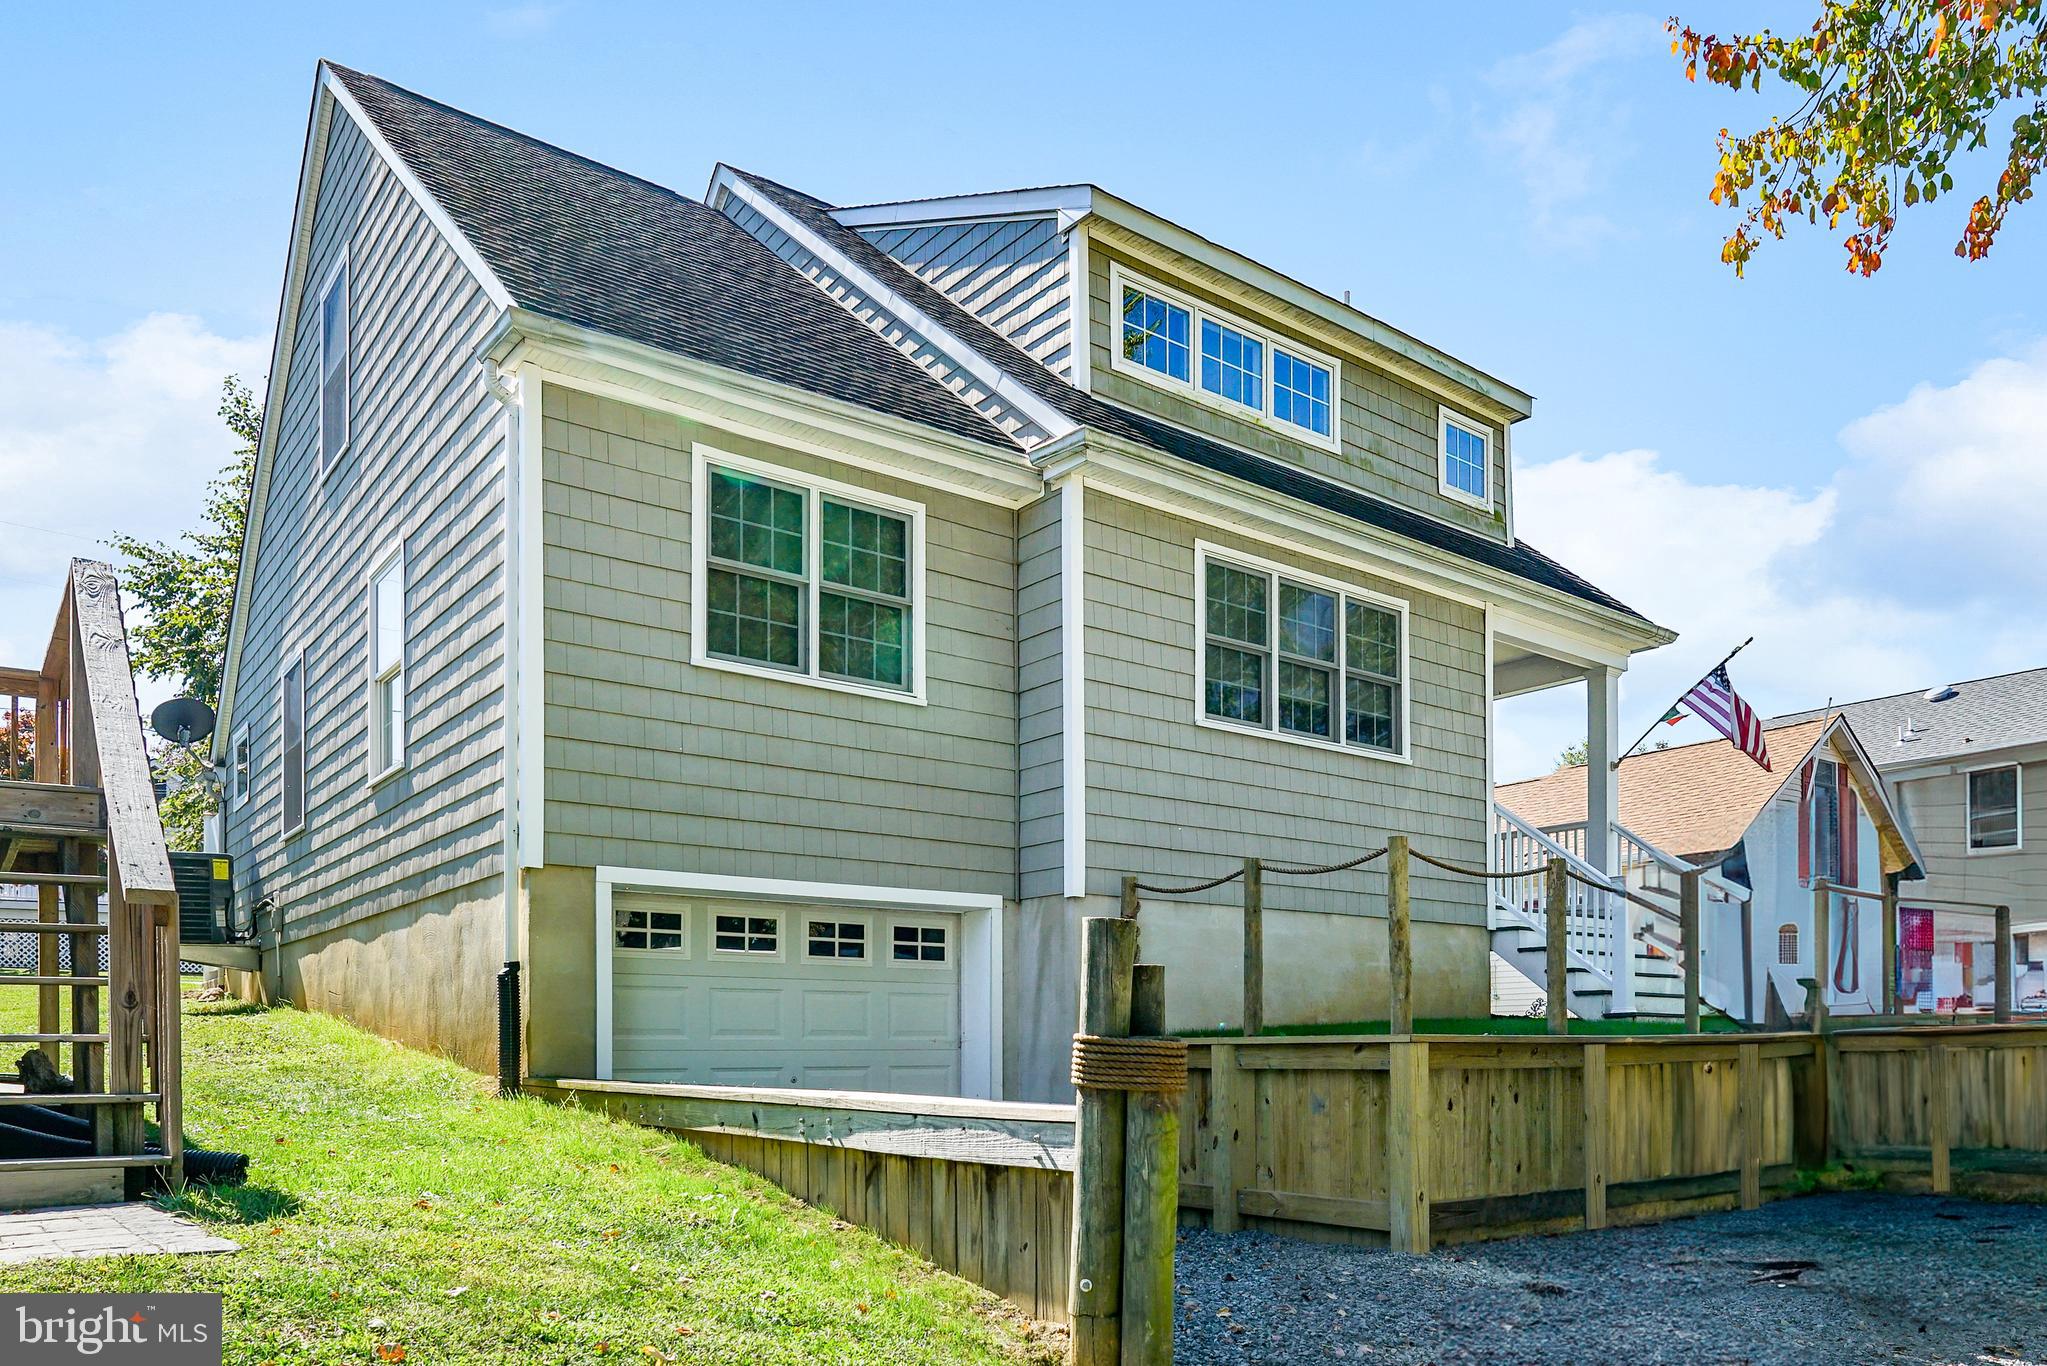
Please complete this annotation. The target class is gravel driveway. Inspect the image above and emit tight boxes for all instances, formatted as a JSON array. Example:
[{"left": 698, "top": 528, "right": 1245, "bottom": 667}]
[{"left": 1175, "top": 1193, "right": 2047, "bottom": 1364}]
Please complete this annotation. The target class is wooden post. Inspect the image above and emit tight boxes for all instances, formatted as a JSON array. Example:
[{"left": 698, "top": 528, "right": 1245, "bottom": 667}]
[
  {"left": 63, "top": 836, "right": 101, "bottom": 1094},
  {"left": 1386, "top": 836, "right": 1412, "bottom": 1035},
  {"left": 1994, "top": 905, "right": 2013, "bottom": 1024},
  {"left": 1793, "top": 1035, "right": 1832, "bottom": 1169},
  {"left": 1737, "top": 1041, "right": 1762, "bottom": 1209},
  {"left": 1582, "top": 1043, "right": 1608, "bottom": 1230},
  {"left": 36, "top": 882, "right": 60, "bottom": 1064},
  {"left": 1070, "top": 916, "right": 1138, "bottom": 1366},
  {"left": 1928, "top": 1044, "right": 1953, "bottom": 1194},
  {"left": 1241, "top": 858, "right": 1263, "bottom": 1039},
  {"left": 1120, "top": 963, "right": 1175, "bottom": 1366},
  {"left": 152, "top": 905, "right": 184, "bottom": 1188},
  {"left": 103, "top": 886, "right": 147, "bottom": 1159},
  {"left": 1120, "top": 876, "right": 1139, "bottom": 920},
  {"left": 1386, "top": 1039, "right": 1431, "bottom": 1254},
  {"left": 1810, "top": 882, "right": 1831, "bottom": 1034},
  {"left": 1880, "top": 880, "right": 1900, "bottom": 1017},
  {"left": 1544, "top": 857, "right": 1569, "bottom": 1036},
  {"left": 1680, "top": 870, "right": 1701, "bottom": 1034},
  {"left": 1205, "top": 1042, "right": 1248, "bottom": 1235}
]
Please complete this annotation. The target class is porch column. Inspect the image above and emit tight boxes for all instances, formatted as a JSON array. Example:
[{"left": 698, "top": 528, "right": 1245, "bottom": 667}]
[{"left": 1584, "top": 666, "right": 1621, "bottom": 875}]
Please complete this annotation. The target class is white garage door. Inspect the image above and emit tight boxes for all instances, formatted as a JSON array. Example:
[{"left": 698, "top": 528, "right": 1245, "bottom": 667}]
[{"left": 610, "top": 893, "right": 961, "bottom": 1094}]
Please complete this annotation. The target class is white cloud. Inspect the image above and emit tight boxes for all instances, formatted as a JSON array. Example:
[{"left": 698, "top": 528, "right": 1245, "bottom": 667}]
[
  {"left": 1497, "top": 344, "right": 2047, "bottom": 780},
  {"left": 486, "top": 3, "right": 559, "bottom": 37},
  {"left": 0, "top": 313, "right": 266, "bottom": 704},
  {"left": 1475, "top": 13, "right": 1663, "bottom": 247}
]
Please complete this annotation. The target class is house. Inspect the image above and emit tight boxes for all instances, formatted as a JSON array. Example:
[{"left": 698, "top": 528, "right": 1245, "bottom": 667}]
[
  {"left": 211, "top": 63, "right": 1672, "bottom": 1104},
  {"left": 1497, "top": 714, "right": 1927, "bottom": 1025},
  {"left": 1771, "top": 669, "right": 2047, "bottom": 1011}
]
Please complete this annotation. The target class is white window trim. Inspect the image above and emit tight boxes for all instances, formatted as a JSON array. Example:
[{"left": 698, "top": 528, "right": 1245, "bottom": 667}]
[
  {"left": 366, "top": 541, "right": 406, "bottom": 785},
  {"left": 278, "top": 648, "right": 307, "bottom": 841},
  {"left": 708, "top": 904, "right": 787, "bottom": 961},
  {"left": 592, "top": 868, "right": 1004, "bottom": 1098},
  {"left": 888, "top": 915, "right": 953, "bottom": 970},
  {"left": 688, "top": 444, "right": 928, "bottom": 706},
  {"left": 230, "top": 724, "right": 252, "bottom": 811},
  {"left": 1964, "top": 760, "right": 2024, "bottom": 855},
  {"left": 1192, "top": 540, "right": 1412, "bottom": 765},
  {"left": 313, "top": 249, "right": 350, "bottom": 484},
  {"left": 1437, "top": 404, "right": 1493, "bottom": 511},
  {"left": 1107, "top": 261, "right": 1342, "bottom": 454},
  {"left": 802, "top": 911, "right": 876, "bottom": 968}
]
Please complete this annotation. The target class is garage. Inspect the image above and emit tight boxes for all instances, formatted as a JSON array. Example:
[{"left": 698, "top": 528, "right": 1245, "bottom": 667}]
[{"left": 605, "top": 890, "right": 964, "bottom": 1094}]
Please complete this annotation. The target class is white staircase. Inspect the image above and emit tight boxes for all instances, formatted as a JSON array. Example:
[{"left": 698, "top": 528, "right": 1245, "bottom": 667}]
[{"left": 1488, "top": 806, "right": 1747, "bottom": 1023}]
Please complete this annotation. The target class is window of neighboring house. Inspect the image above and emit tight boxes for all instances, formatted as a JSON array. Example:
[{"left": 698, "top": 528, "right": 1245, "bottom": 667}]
[
  {"left": 318, "top": 256, "right": 349, "bottom": 475},
  {"left": 280, "top": 652, "right": 306, "bottom": 837},
  {"left": 1811, "top": 757, "right": 1842, "bottom": 883},
  {"left": 696, "top": 454, "right": 921, "bottom": 699},
  {"left": 1109, "top": 264, "right": 1342, "bottom": 451},
  {"left": 1272, "top": 348, "right": 1332, "bottom": 440},
  {"left": 1967, "top": 764, "right": 2022, "bottom": 851},
  {"left": 369, "top": 549, "right": 405, "bottom": 778},
  {"left": 1198, "top": 545, "right": 1407, "bottom": 759},
  {"left": 1778, "top": 923, "right": 1799, "bottom": 964},
  {"left": 230, "top": 726, "right": 252, "bottom": 810},
  {"left": 1439, "top": 407, "right": 1490, "bottom": 507},
  {"left": 1120, "top": 283, "right": 1191, "bottom": 383}
]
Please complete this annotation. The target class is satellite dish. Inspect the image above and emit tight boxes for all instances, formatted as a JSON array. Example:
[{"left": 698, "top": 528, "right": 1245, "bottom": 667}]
[{"left": 150, "top": 697, "right": 216, "bottom": 746}]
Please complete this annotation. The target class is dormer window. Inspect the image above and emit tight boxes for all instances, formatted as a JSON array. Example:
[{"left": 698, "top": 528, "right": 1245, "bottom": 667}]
[
  {"left": 1439, "top": 406, "right": 1490, "bottom": 508},
  {"left": 1109, "top": 263, "right": 1341, "bottom": 452}
]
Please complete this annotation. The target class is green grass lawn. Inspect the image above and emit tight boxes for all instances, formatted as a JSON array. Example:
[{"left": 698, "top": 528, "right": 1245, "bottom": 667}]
[{"left": 0, "top": 992, "right": 1057, "bottom": 1366}]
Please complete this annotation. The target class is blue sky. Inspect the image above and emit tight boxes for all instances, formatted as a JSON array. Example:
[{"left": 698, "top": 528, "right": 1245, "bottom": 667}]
[{"left": 2, "top": 3, "right": 2041, "bottom": 774}]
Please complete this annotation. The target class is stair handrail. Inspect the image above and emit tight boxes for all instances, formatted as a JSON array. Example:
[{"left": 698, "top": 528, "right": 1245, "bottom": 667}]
[
  {"left": 1493, "top": 802, "right": 1634, "bottom": 1007},
  {"left": 1614, "top": 821, "right": 1752, "bottom": 909},
  {"left": 1494, "top": 803, "right": 1621, "bottom": 893}
]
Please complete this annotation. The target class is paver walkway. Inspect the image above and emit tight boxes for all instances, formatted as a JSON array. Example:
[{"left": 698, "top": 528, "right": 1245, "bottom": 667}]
[{"left": 0, "top": 1202, "right": 239, "bottom": 1265}]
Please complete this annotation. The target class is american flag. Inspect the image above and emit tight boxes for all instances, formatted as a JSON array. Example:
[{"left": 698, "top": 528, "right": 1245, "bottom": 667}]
[{"left": 1677, "top": 665, "right": 1771, "bottom": 771}]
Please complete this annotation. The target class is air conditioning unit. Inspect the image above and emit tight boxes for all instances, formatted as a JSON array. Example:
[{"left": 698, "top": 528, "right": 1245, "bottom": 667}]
[{"left": 170, "top": 852, "right": 242, "bottom": 945}]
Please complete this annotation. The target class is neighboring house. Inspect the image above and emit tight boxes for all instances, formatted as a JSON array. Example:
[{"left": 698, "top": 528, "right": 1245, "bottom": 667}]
[
  {"left": 1497, "top": 715, "right": 1926, "bottom": 1025},
  {"left": 213, "top": 63, "right": 1671, "bottom": 1104},
  {"left": 1772, "top": 669, "right": 2047, "bottom": 1010}
]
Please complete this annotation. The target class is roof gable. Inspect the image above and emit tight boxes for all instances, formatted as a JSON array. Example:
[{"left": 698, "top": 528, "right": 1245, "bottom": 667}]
[{"left": 1772, "top": 666, "right": 2047, "bottom": 768}]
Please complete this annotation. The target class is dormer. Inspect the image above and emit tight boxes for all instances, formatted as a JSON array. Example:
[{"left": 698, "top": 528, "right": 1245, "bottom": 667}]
[{"left": 835, "top": 185, "right": 1532, "bottom": 546}]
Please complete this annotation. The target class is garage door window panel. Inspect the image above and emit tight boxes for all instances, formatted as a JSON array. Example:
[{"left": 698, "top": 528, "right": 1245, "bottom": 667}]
[
  {"left": 713, "top": 910, "right": 782, "bottom": 957},
  {"left": 892, "top": 921, "right": 949, "bottom": 966},
  {"left": 806, "top": 918, "right": 870, "bottom": 963}
]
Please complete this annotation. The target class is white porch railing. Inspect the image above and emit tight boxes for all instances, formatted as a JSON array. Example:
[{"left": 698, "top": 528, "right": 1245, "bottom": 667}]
[{"left": 1490, "top": 804, "right": 1635, "bottom": 1013}]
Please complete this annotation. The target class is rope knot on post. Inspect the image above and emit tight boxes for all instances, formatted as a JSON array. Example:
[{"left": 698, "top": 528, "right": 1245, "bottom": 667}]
[{"left": 1070, "top": 1033, "right": 1189, "bottom": 1094}]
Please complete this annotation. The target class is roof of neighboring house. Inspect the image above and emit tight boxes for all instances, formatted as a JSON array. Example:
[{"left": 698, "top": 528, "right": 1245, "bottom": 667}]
[
  {"left": 1498, "top": 718, "right": 1833, "bottom": 863},
  {"left": 1771, "top": 666, "right": 2047, "bottom": 768},
  {"left": 328, "top": 65, "right": 1654, "bottom": 625}
]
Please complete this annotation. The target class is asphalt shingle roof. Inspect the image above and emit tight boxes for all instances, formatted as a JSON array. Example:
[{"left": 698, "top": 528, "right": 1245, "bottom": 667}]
[
  {"left": 329, "top": 65, "right": 1018, "bottom": 451},
  {"left": 330, "top": 65, "right": 1652, "bottom": 625},
  {"left": 1771, "top": 667, "right": 2047, "bottom": 767}
]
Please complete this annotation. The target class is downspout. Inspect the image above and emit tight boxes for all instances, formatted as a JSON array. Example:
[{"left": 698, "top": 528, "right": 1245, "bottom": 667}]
[{"left": 484, "top": 358, "right": 524, "bottom": 1097}]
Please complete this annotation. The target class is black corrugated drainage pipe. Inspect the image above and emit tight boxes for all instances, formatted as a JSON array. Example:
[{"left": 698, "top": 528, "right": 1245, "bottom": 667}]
[{"left": 496, "top": 959, "right": 522, "bottom": 1097}]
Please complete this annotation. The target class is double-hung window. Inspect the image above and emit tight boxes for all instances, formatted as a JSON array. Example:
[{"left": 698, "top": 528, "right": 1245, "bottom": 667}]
[
  {"left": 1198, "top": 545, "right": 1407, "bottom": 758},
  {"left": 1967, "top": 765, "right": 2021, "bottom": 851},
  {"left": 368, "top": 548, "right": 405, "bottom": 778},
  {"left": 317, "top": 256, "right": 349, "bottom": 475},
  {"left": 280, "top": 651, "right": 306, "bottom": 837},
  {"left": 1439, "top": 406, "right": 1491, "bottom": 508},
  {"left": 230, "top": 726, "right": 252, "bottom": 810},
  {"left": 695, "top": 451, "right": 922, "bottom": 699},
  {"left": 1110, "top": 264, "right": 1340, "bottom": 450}
]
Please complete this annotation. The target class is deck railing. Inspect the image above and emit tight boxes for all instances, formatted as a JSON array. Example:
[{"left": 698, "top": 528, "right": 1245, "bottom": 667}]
[{"left": 1491, "top": 804, "right": 1634, "bottom": 1011}]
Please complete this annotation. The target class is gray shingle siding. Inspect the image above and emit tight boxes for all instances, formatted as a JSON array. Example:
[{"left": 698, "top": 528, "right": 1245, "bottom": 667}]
[
  {"left": 861, "top": 217, "right": 1074, "bottom": 380},
  {"left": 1080, "top": 488, "right": 1489, "bottom": 928},
  {"left": 222, "top": 109, "right": 510, "bottom": 972},
  {"left": 539, "top": 384, "right": 1019, "bottom": 896},
  {"left": 1016, "top": 491, "right": 1065, "bottom": 902}
]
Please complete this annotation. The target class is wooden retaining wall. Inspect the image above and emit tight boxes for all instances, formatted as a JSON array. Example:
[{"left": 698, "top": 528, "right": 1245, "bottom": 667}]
[
  {"left": 529, "top": 1079, "right": 1076, "bottom": 1323},
  {"left": 1177, "top": 1034, "right": 1810, "bottom": 1250},
  {"left": 1829, "top": 1024, "right": 2047, "bottom": 1197}
]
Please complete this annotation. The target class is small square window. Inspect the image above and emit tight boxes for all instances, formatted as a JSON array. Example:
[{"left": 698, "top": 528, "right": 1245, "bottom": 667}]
[
  {"left": 615, "top": 907, "right": 685, "bottom": 951},
  {"left": 714, "top": 913, "right": 778, "bottom": 954},
  {"left": 806, "top": 920, "right": 867, "bottom": 960},
  {"left": 892, "top": 924, "right": 947, "bottom": 964}
]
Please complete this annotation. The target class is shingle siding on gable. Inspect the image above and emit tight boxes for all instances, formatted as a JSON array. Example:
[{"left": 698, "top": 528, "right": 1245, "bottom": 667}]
[
  {"left": 860, "top": 217, "right": 1074, "bottom": 381},
  {"left": 538, "top": 384, "right": 1019, "bottom": 895},
  {"left": 1086, "top": 241, "right": 1511, "bottom": 544},
  {"left": 1080, "top": 488, "right": 1490, "bottom": 929},
  {"left": 221, "top": 107, "right": 511, "bottom": 1067}
]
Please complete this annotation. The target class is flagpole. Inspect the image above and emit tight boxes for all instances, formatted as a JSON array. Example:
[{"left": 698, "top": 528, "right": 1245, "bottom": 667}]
[{"left": 1611, "top": 636, "right": 1755, "bottom": 770}]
